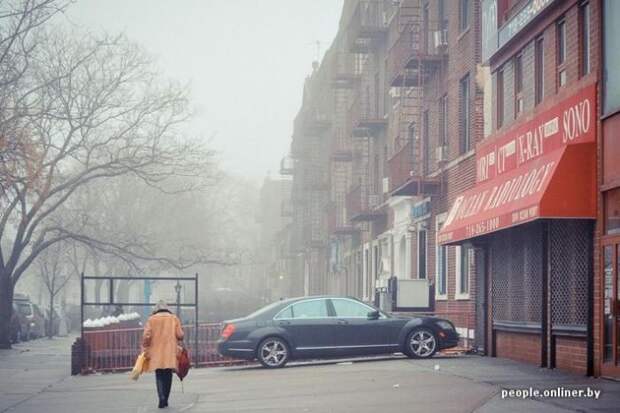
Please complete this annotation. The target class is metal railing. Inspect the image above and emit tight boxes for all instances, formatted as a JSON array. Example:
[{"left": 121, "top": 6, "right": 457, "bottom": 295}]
[
  {"left": 386, "top": 20, "right": 447, "bottom": 86},
  {"left": 350, "top": 91, "right": 384, "bottom": 132},
  {"left": 79, "top": 323, "right": 249, "bottom": 374},
  {"left": 388, "top": 139, "right": 416, "bottom": 191},
  {"left": 348, "top": 0, "right": 389, "bottom": 39}
]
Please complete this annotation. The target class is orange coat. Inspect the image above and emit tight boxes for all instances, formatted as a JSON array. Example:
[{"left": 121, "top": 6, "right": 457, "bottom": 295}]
[{"left": 142, "top": 311, "right": 184, "bottom": 371}]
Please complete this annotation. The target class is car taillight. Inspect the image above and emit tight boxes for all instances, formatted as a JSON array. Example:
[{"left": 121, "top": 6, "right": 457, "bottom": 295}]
[{"left": 221, "top": 323, "right": 235, "bottom": 340}]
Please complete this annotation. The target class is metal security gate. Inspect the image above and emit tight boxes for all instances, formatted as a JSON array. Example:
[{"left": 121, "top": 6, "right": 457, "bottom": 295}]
[
  {"left": 75, "top": 274, "right": 205, "bottom": 374},
  {"left": 549, "top": 220, "right": 593, "bottom": 372},
  {"left": 490, "top": 222, "right": 543, "bottom": 331},
  {"left": 487, "top": 219, "right": 593, "bottom": 371}
]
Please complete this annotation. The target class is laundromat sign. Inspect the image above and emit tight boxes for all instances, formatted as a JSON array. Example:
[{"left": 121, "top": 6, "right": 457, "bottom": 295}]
[{"left": 476, "top": 84, "right": 596, "bottom": 183}]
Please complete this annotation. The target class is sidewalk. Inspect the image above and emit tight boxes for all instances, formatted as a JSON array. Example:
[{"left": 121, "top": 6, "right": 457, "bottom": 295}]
[
  {"left": 410, "top": 355, "right": 620, "bottom": 412},
  {"left": 0, "top": 335, "right": 76, "bottom": 412},
  {"left": 1, "top": 339, "right": 619, "bottom": 412}
]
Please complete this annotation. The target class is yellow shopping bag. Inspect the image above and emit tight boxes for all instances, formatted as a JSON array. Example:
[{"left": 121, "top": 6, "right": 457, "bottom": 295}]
[{"left": 129, "top": 352, "right": 149, "bottom": 381}]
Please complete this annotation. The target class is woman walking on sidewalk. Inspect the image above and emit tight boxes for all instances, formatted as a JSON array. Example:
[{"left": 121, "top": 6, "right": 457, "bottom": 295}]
[{"left": 142, "top": 301, "right": 185, "bottom": 409}]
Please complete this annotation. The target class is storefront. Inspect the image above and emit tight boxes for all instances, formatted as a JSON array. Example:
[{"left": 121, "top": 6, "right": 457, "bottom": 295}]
[
  {"left": 438, "top": 84, "right": 597, "bottom": 374},
  {"left": 599, "top": 0, "right": 620, "bottom": 379}
]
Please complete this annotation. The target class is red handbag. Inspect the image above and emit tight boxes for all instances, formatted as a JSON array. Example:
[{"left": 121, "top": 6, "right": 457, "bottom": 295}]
[{"left": 176, "top": 346, "right": 191, "bottom": 381}]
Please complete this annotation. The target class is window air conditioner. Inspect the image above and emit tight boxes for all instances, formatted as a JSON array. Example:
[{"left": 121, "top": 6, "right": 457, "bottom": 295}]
[
  {"left": 434, "top": 30, "right": 448, "bottom": 49},
  {"left": 436, "top": 145, "right": 448, "bottom": 163}
]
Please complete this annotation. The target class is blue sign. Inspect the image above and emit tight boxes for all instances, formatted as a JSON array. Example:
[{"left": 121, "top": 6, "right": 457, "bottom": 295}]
[{"left": 412, "top": 200, "right": 431, "bottom": 219}]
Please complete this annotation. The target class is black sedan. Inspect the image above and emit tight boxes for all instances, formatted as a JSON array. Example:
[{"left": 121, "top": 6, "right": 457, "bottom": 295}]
[{"left": 217, "top": 296, "right": 459, "bottom": 368}]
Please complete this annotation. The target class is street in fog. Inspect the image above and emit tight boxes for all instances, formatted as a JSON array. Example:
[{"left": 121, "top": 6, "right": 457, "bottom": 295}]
[
  {"left": 2, "top": 336, "right": 620, "bottom": 413},
  {"left": 2, "top": 0, "right": 620, "bottom": 412}
]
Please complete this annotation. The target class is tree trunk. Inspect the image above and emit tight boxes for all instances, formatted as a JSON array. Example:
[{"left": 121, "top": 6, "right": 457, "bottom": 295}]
[
  {"left": 0, "top": 273, "right": 14, "bottom": 349},
  {"left": 48, "top": 290, "right": 55, "bottom": 338}
]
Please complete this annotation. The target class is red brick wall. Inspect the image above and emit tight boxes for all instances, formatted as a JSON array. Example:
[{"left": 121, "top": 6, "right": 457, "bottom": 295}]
[
  {"left": 496, "top": 331, "right": 541, "bottom": 365},
  {"left": 485, "top": 0, "right": 601, "bottom": 376},
  {"left": 412, "top": 0, "right": 482, "bottom": 344},
  {"left": 555, "top": 337, "right": 588, "bottom": 374}
]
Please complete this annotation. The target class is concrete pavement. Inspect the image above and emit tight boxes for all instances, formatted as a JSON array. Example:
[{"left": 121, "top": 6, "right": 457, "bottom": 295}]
[{"left": 1, "top": 337, "right": 619, "bottom": 413}]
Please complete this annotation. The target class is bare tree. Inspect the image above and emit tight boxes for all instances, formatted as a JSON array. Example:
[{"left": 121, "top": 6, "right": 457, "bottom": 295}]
[
  {"left": 0, "top": 27, "right": 219, "bottom": 348},
  {"left": 36, "top": 240, "right": 71, "bottom": 337}
]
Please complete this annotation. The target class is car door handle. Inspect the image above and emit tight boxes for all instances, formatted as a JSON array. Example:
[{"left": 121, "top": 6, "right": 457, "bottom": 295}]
[
  {"left": 337, "top": 319, "right": 349, "bottom": 325},
  {"left": 278, "top": 320, "right": 291, "bottom": 326}
]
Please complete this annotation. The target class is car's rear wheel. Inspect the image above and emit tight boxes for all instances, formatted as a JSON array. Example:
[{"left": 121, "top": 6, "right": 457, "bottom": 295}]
[
  {"left": 405, "top": 328, "right": 437, "bottom": 359},
  {"left": 257, "top": 337, "right": 290, "bottom": 368}
]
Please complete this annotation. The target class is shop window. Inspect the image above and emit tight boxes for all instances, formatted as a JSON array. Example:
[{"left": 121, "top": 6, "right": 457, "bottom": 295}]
[
  {"left": 580, "top": 1, "right": 591, "bottom": 76},
  {"left": 456, "top": 245, "right": 470, "bottom": 299},
  {"left": 399, "top": 236, "right": 407, "bottom": 278},
  {"left": 514, "top": 53, "right": 523, "bottom": 118},
  {"left": 459, "top": 74, "right": 471, "bottom": 153},
  {"left": 535, "top": 37, "right": 544, "bottom": 105},
  {"left": 436, "top": 214, "right": 448, "bottom": 299},
  {"left": 604, "top": 0, "right": 620, "bottom": 114},
  {"left": 418, "top": 229, "right": 427, "bottom": 279},
  {"left": 605, "top": 188, "right": 620, "bottom": 235},
  {"left": 557, "top": 18, "right": 567, "bottom": 88},
  {"left": 603, "top": 245, "right": 613, "bottom": 361}
]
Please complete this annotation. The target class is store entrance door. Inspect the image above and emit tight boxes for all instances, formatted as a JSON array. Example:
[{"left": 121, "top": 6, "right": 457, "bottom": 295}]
[{"left": 602, "top": 238, "right": 620, "bottom": 378}]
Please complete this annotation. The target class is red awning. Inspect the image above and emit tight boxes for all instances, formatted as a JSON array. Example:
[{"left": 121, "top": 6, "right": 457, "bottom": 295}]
[{"left": 438, "top": 144, "right": 596, "bottom": 245}]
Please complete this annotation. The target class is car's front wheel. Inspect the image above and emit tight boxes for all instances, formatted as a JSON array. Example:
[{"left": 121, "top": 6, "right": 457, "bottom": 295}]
[
  {"left": 257, "top": 337, "right": 290, "bottom": 368},
  {"left": 405, "top": 328, "right": 437, "bottom": 359}
]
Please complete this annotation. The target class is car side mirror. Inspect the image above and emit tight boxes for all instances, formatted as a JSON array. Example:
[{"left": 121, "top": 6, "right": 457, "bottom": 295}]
[{"left": 367, "top": 310, "right": 380, "bottom": 320}]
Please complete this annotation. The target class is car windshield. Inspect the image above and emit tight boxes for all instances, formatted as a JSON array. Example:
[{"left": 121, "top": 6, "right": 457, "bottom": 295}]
[{"left": 17, "top": 303, "right": 32, "bottom": 316}]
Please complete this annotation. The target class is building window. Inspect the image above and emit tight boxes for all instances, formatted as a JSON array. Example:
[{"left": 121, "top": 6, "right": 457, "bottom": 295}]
[
  {"left": 438, "top": 0, "right": 447, "bottom": 30},
  {"left": 514, "top": 53, "right": 523, "bottom": 117},
  {"left": 535, "top": 37, "right": 544, "bottom": 105},
  {"left": 422, "top": 110, "right": 430, "bottom": 174},
  {"left": 417, "top": 228, "right": 427, "bottom": 279},
  {"left": 580, "top": 1, "right": 591, "bottom": 76},
  {"left": 605, "top": 188, "right": 620, "bottom": 235},
  {"left": 557, "top": 19, "right": 567, "bottom": 88},
  {"left": 435, "top": 214, "right": 448, "bottom": 299},
  {"left": 496, "top": 68, "right": 504, "bottom": 128},
  {"left": 459, "top": 0, "right": 469, "bottom": 32},
  {"left": 439, "top": 94, "right": 448, "bottom": 147},
  {"left": 399, "top": 236, "right": 407, "bottom": 278},
  {"left": 455, "top": 245, "right": 470, "bottom": 299},
  {"left": 604, "top": 0, "right": 620, "bottom": 114},
  {"left": 459, "top": 74, "right": 470, "bottom": 153}
]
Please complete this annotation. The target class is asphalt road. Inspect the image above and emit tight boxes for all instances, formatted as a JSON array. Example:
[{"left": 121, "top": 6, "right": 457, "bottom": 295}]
[{"left": 1, "top": 336, "right": 619, "bottom": 413}]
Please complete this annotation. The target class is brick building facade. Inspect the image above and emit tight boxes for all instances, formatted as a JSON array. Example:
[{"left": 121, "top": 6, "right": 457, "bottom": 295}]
[
  {"left": 439, "top": 0, "right": 600, "bottom": 376},
  {"left": 277, "top": 0, "right": 616, "bottom": 377}
]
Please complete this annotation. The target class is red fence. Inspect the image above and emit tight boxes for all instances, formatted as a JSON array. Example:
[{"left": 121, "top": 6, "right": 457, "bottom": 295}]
[{"left": 79, "top": 323, "right": 250, "bottom": 374}]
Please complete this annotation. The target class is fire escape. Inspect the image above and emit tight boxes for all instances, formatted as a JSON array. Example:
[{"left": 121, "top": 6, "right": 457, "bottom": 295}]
[
  {"left": 385, "top": 0, "right": 446, "bottom": 197},
  {"left": 331, "top": 0, "right": 392, "bottom": 236}
]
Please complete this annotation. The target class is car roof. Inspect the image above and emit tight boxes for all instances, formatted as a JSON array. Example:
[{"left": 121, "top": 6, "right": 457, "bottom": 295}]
[{"left": 279, "top": 295, "right": 366, "bottom": 305}]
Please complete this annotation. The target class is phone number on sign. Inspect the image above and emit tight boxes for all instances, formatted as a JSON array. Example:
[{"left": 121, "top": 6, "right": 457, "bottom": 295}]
[{"left": 465, "top": 217, "right": 500, "bottom": 238}]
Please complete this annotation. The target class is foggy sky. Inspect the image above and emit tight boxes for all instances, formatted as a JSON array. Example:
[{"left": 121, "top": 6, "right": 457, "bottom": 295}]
[{"left": 64, "top": 0, "right": 343, "bottom": 182}]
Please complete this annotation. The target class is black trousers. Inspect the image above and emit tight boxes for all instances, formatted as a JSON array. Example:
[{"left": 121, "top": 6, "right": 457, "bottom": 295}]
[{"left": 155, "top": 369, "right": 173, "bottom": 403}]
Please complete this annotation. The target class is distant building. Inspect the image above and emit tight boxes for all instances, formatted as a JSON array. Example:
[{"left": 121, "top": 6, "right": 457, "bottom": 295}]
[{"left": 256, "top": 176, "right": 294, "bottom": 300}]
